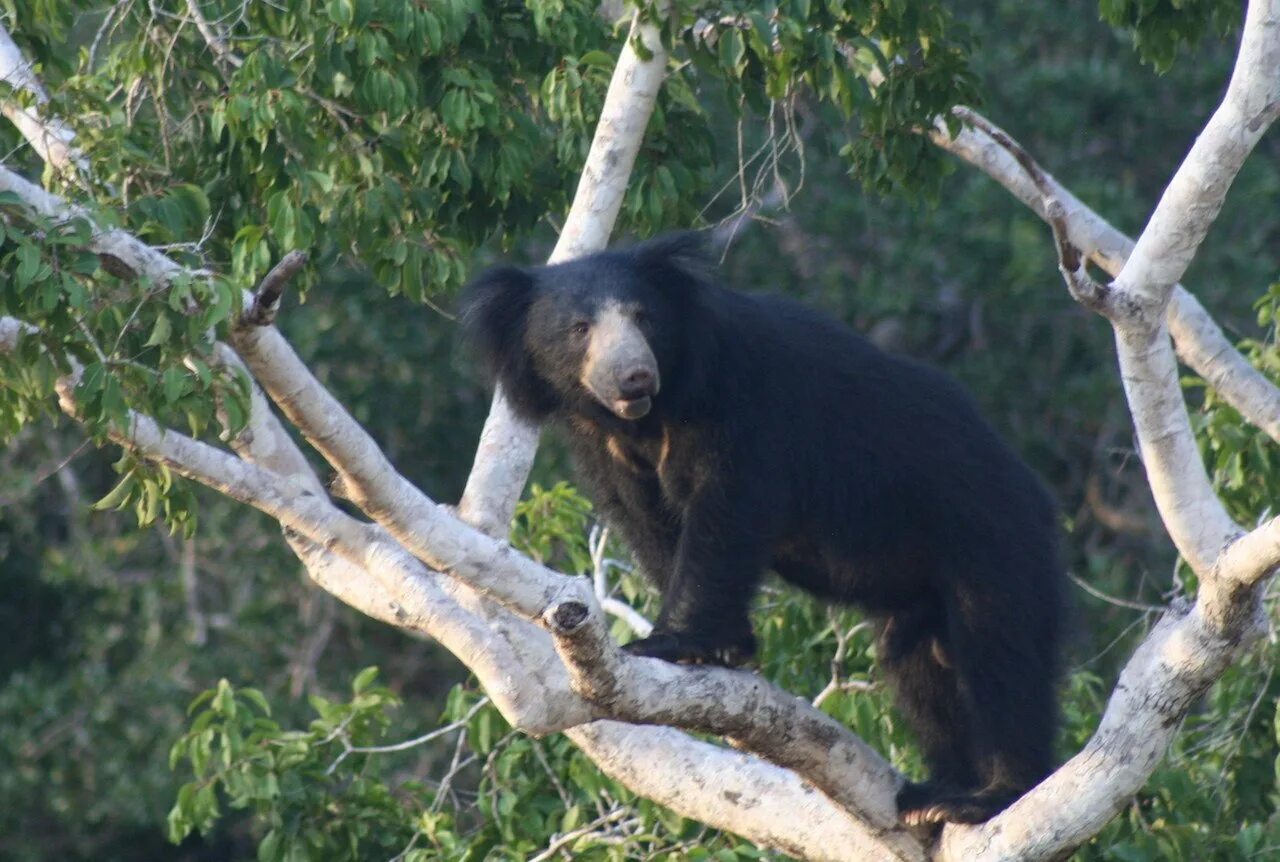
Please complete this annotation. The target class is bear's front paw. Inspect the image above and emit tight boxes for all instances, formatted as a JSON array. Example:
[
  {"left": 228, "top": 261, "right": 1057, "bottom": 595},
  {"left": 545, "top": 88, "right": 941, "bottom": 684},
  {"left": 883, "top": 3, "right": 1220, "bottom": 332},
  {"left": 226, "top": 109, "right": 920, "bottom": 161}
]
[{"left": 622, "top": 630, "right": 756, "bottom": 667}]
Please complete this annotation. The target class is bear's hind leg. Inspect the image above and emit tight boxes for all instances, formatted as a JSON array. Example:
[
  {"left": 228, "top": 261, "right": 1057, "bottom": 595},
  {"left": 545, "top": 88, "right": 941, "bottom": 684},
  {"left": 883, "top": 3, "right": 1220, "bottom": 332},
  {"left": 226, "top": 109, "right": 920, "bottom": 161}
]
[
  {"left": 959, "top": 629, "right": 1056, "bottom": 821},
  {"left": 879, "top": 613, "right": 981, "bottom": 824},
  {"left": 902, "top": 604, "right": 1058, "bottom": 826}
]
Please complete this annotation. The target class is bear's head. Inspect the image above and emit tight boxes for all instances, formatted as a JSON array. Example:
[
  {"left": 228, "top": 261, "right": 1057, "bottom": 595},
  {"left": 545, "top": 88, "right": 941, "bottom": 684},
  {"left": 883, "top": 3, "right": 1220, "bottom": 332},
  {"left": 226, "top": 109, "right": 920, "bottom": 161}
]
[{"left": 461, "top": 232, "right": 713, "bottom": 423}]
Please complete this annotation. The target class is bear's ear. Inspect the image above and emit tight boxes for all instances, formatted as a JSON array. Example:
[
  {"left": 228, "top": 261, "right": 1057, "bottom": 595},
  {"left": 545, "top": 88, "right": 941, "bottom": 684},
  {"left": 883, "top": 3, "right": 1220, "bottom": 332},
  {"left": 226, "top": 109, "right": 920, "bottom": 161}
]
[
  {"left": 630, "top": 231, "right": 715, "bottom": 289},
  {"left": 459, "top": 265, "right": 537, "bottom": 380}
]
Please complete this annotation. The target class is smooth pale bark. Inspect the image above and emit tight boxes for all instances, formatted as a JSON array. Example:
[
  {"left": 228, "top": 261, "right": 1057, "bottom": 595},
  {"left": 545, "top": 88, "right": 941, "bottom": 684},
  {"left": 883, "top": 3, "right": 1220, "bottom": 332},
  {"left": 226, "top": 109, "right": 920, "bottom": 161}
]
[
  {"left": 1096, "top": 0, "right": 1280, "bottom": 577},
  {"left": 568, "top": 722, "right": 925, "bottom": 862}
]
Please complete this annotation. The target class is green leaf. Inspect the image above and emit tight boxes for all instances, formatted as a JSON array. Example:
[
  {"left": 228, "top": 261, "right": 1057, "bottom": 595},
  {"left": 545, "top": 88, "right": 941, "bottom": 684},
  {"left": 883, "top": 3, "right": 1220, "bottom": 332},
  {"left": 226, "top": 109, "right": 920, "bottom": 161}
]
[
  {"left": 239, "top": 688, "right": 272, "bottom": 716},
  {"left": 92, "top": 472, "right": 135, "bottom": 511},
  {"left": 328, "top": 0, "right": 354, "bottom": 28},
  {"left": 266, "top": 193, "right": 299, "bottom": 251},
  {"left": 351, "top": 666, "right": 380, "bottom": 694},
  {"left": 144, "top": 313, "right": 173, "bottom": 348},
  {"left": 15, "top": 243, "right": 40, "bottom": 288},
  {"left": 163, "top": 366, "right": 190, "bottom": 404}
]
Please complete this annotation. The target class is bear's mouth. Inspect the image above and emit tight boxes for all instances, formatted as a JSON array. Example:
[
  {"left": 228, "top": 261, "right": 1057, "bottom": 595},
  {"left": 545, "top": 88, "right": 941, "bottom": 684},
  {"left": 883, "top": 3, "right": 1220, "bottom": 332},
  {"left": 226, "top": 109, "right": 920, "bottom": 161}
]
[{"left": 612, "top": 395, "right": 652, "bottom": 420}]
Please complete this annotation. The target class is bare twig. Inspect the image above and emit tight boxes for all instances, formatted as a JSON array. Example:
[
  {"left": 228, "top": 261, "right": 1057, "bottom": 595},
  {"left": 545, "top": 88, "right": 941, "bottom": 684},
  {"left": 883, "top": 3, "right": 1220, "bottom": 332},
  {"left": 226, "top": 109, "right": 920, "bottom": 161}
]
[
  {"left": 528, "top": 808, "right": 633, "bottom": 862},
  {"left": 325, "top": 696, "right": 490, "bottom": 776},
  {"left": 183, "top": 0, "right": 244, "bottom": 73}
]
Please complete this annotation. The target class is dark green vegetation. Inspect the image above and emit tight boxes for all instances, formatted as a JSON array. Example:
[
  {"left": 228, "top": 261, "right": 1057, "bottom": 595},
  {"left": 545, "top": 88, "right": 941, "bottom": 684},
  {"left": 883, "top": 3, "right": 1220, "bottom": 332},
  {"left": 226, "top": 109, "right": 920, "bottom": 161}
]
[{"left": 1, "top": 0, "right": 1277, "bottom": 859}]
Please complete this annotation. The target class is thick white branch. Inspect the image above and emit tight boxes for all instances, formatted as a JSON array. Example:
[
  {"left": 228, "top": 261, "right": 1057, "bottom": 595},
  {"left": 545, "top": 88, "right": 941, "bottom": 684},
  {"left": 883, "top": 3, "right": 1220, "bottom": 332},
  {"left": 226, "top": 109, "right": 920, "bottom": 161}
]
[
  {"left": 544, "top": 595, "right": 903, "bottom": 833},
  {"left": 212, "top": 342, "right": 326, "bottom": 495},
  {"left": 1116, "top": 1, "right": 1280, "bottom": 306},
  {"left": 0, "top": 157, "right": 577, "bottom": 728},
  {"left": 1113, "top": 322, "right": 1242, "bottom": 576},
  {"left": 44, "top": 336, "right": 592, "bottom": 732},
  {"left": 232, "top": 321, "right": 580, "bottom": 617},
  {"left": 1094, "top": 0, "right": 1280, "bottom": 575},
  {"left": 457, "top": 6, "right": 671, "bottom": 533},
  {"left": 0, "top": 164, "right": 194, "bottom": 283},
  {"left": 933, "top": 92, "right": 1273, "bottom": 574},
  {"left": 569, "top": 722, "right": 925, "bottom": 862},
  {"left": 1215, "top": 514, "right": 1280, "bottom": 587}
]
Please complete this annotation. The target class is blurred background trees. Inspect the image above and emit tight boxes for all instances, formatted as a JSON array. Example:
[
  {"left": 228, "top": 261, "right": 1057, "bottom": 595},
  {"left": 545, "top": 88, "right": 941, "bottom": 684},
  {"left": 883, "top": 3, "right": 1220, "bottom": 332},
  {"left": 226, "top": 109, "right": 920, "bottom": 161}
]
[{"left": 2, "top": 0, "right": 1277, "bottom": 859}]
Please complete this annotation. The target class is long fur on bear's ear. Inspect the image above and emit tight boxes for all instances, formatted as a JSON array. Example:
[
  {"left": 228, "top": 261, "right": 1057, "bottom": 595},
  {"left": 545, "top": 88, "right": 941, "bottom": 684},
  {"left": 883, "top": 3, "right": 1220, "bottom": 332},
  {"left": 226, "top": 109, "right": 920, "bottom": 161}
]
[
  {"left": 459, "top": 265, "right": 535, "bottom": 374},
  {"left": 630, "top": 231, "right": 716, "bottom": 290},
  {"left": 458, "top": 266, "right": 555, "bottom": 415}
]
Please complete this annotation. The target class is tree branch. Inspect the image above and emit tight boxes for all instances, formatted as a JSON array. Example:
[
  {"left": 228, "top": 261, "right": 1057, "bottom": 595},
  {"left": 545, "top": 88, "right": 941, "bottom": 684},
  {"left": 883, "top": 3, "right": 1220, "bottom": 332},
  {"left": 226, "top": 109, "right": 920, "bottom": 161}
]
[
  {"left": 242, "top": 250, "right": 307, "bottom": 326},
  {"left": 0, "top": 23, "right": 89, "bottom": 183},
  {"left": 933, "top": 3, "right": 1280, "bottom": 855},
  {"left": 94, "top": 337, "right": 596, "bottom": 732},
  {"left": 1115, "top": 6, "right": 1280, "bottom": 307},
  {"left": 0, "top": 164, "right": 198, "bottom": 284},
  {"left": 932, "top": 105, "right": 1257, "bottom": 575},
  {"left": 1086, "top": 0, "right": 1280, "bottom": 577},
  {"left": 930, "top": 110, "right": 1280, "bottom": 443},
  {"left": 182, "top": 0, "right": 244, "bottom": 74},
  {"left": 545, "top": 595, "right": 906, "bottom": 839},
  {"left": 568, "top": 722, "right": 924, "bottom": 862}
]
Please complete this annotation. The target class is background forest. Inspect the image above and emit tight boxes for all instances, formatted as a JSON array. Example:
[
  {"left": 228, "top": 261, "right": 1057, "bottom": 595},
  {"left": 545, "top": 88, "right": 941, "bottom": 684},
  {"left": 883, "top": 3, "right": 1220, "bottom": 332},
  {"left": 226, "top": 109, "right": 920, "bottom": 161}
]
[{"left": 2, "top": 0, "right": 1278, "bottom": 859}]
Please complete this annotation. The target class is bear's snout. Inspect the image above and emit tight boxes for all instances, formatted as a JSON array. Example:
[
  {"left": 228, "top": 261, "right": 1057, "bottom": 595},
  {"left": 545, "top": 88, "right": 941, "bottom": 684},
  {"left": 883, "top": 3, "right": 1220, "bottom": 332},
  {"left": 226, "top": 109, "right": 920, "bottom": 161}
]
[
  {"left": 581, "top": 303, "right": 661, "bottom": 420},
  {"left": 619, "top": 367, "right": 656, "bottom": 399}
]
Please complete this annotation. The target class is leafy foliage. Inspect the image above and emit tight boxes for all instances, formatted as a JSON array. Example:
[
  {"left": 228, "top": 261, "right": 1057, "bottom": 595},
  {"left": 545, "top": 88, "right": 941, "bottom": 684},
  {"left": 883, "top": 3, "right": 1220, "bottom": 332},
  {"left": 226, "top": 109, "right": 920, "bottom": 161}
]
[
  {"left": 674, "top": 0, "right": 979, "bottom": 199},
  {"left": 1099, "top": 0, "right": 1242, "bottom": 72},
  {"left": 167, "top": 673, "right": 420, "bottom": 860}
]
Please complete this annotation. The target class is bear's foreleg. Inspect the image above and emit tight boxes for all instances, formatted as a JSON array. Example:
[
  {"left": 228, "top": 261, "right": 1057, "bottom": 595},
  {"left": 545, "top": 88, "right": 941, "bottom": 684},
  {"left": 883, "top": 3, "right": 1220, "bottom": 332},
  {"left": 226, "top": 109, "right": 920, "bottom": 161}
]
[{"left": 623, "top": 483, "right": 767, "bottom": 666}]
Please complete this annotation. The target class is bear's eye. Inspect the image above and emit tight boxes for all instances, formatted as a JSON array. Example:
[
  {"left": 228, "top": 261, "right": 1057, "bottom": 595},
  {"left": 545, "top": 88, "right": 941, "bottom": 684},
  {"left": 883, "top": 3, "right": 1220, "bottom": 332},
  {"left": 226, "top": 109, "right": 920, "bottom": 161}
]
[{"left": 570, "top": 320, "right": 590, "bottom": 336}]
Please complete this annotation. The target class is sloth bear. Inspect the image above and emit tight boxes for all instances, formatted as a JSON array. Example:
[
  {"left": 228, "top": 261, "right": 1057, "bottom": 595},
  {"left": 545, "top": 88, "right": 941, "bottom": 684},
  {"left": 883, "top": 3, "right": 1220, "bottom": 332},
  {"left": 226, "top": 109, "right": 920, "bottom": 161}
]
[{"left": 461, "top": 233, "right": 1064, "bottom": 825}]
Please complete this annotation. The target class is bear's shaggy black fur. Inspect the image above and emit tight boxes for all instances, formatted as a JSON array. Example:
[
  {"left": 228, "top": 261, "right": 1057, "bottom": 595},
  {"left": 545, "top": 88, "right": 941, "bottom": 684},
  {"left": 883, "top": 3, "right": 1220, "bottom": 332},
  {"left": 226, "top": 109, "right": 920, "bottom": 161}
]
[{"left": 461, "top": 233, "right": 1065, "bottom": 825}]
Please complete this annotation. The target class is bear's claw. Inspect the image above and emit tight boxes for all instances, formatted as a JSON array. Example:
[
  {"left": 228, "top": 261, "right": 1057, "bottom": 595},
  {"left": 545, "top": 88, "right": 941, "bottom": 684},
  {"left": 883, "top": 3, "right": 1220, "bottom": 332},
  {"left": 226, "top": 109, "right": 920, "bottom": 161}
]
[
  {"left": 896, "top": 781, "right": 1022, "bottom": 825},
  {"left": 623, "top": 631, "right": 755, "bottom": 667}
]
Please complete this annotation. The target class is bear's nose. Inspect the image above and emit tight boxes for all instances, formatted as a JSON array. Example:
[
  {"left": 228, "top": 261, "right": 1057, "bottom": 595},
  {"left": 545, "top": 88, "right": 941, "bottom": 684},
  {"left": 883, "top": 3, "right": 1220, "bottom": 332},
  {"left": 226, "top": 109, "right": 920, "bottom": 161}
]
[{"left": 619, "top": 367, "right": 656, "bottom": 397}]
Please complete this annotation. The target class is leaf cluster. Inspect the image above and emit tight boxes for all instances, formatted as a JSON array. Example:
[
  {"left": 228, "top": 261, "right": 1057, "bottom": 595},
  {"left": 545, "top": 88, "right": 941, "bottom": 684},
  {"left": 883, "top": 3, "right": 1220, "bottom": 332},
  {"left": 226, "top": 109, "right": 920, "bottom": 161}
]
[
  {"left": 673, "top": 0, "right": 980, "bottom": 199},
  {"left": 1099, "top": 0, "right": 1242, "bottom": 72}
]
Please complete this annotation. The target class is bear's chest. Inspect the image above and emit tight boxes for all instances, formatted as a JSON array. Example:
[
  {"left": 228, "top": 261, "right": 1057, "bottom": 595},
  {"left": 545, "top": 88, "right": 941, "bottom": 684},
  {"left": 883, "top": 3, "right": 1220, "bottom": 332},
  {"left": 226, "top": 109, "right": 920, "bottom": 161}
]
[{"left": 568, "top": 418, "right": 701, "bottom": 507}]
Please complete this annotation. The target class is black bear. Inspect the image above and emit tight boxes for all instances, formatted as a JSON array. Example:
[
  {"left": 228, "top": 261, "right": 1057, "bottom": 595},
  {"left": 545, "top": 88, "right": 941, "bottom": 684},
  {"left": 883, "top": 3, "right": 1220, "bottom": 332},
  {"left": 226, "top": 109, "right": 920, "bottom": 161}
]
[{"left": 461, "top": 233, "right": 1064, "bottom": 825}]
